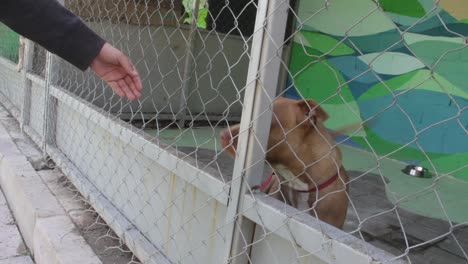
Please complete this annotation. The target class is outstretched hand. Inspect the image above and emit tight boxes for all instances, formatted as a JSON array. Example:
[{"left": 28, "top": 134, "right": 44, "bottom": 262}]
[{"left": 90, "top": 43, "right": 143, "bottom": 100}]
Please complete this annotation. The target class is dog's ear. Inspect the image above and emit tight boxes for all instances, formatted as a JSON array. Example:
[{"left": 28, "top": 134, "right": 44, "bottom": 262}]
[{"left": 297, "top": 99, "right": 329, "bottom": 125}]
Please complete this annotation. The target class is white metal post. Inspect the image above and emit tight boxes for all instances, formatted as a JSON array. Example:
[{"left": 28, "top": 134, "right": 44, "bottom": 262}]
[
  {"left": 42, "top": 52, "right": 58, "bottom": 154},
  {"left": 20, "top": 39, "right": 34, "bottom": 131},
  {"left": 223, "top": 0, "right": 291, "bottom": 263},
  {"left": 178, "top": 0, "right": 201, "bottom": 127},
  {"left": 41, "top": 0, "right": 64, "bottom": 153}
]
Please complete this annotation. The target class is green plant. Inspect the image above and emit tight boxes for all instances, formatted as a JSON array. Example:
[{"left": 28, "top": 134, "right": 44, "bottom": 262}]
[{"left": 182, "top": 0, "right": 208, "bottom": 29}]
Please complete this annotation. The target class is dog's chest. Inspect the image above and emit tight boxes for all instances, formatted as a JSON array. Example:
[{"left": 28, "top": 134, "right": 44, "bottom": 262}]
[
  {"left": 274, "top": 165, "right": 308, "bottom": 190},
  {"left": 274, "top": 165, "right": 310, "bottom": 210}
]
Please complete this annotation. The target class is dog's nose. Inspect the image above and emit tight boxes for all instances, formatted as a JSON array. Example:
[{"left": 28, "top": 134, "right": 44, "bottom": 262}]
[{"left": 220, "top": 129, "right": 232, "bottom": 142}]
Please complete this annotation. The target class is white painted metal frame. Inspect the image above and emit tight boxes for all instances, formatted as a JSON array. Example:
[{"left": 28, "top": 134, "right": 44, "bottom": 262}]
[
  {"left": 0, "top": 57, "right": 23, "bottom": 119},
  {"left": 42, "top": 52, "right": 54, "bottom": 153},
  {"left": 223, "top": 0, "right": 291, "bottom": 262},
  {"left": 0, "top": 55, "right": 402, "bottom": 264},
  {"left": 45, "top": 146, "right": 171, "bottom": 264},
  {"left": 49, "top": 86, "right": 230, "bottom": 204},
  {"left": 0, "top": 1, "right": 408, "bottom": 262},
  {"left": 20, "top": 39, "right": 34, "bottom": 130},
  {"left": 23, "top": 72, "right": 46, "bottom": 147},
  {"left": 242, "top": 194, "right": 406, "bottom": 264},
  {"left": 42, "top": 82, "right": 399, "bottom": 264}
]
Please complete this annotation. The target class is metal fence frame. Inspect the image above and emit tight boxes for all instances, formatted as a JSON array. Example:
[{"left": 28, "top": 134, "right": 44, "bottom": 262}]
[{"left": 0, "top": 0, "right": 409, "bottom": 263}]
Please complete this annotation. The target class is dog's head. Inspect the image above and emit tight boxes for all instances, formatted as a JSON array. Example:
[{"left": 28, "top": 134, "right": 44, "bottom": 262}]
[{"left": 220, "top": 97, "right": 330, "bottom": 164}]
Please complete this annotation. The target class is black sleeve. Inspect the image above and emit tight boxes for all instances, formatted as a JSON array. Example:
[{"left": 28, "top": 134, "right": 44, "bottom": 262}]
[{"left": 0, "top": 0, "right": 106, "bottom": 70}]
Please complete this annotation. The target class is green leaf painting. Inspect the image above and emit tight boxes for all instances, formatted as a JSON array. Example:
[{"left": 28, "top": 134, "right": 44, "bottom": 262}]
[{"left": 379, "top": 0, "right": 426, "bottom": 18}]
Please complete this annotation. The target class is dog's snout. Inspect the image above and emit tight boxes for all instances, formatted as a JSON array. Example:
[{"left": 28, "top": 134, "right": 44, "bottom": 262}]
[
  {"left": 220, "top": 127, "right": 239, "bottom": 157},
  {"left": 220, "top": 129, "right": 232, "bottom": 143}
]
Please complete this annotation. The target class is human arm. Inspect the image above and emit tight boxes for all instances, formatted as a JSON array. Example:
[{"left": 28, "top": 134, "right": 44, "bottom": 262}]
[
  {"left": 0, "top": 0, "right": 105, "bottom": 70},
  {"left": 0, "top": 0, "right": 142, "bottom": 99}
]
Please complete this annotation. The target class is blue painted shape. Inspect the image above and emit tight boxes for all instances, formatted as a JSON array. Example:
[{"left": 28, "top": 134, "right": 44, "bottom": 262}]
[
  {"left": 342, "top": 30, "right": 404, "bottom": 53},
  {"left": 283, "top": 78, "right": 302, "bottom": 100},
  {"left": 347, "top": 82, "right": 375, "bottom": 100},
  {"left": 391, "top": 45, "right": 422, "bottom": 56},
  {"left": 395, "top": 11, "right": 457, "bottom": 32},
  {"left": 328, "top": 56, "right": 376, "bottom": 84},
  {"left": 332, "top": 134, "right": 365, "bottom": 149},
  {"left": 416, "top": 23, "right": 468, "bottom": 37},
  {"left": 358, "top": 90, "right": 468, "bottom": 153},
  {"left": 400, "top": 159, "right": 422, "bottom": 165},
  {"left": 328, "top": 56, "right": 395, "bottom": 98}
]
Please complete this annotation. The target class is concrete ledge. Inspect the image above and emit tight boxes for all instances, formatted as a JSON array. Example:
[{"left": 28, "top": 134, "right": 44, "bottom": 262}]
[
  {"left": 0, "top": 123, "right": 102, "bottom": 264},
  {"left": 0, "top": 256, "right": 34, "bottom": 264},
  {"left": 34, "top": 216, "right": 100, "bottom": 264}
]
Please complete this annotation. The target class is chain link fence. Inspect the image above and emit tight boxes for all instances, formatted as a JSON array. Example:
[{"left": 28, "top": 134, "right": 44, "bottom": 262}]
[{"left": 0, "top": 0, "right": 467, "bottom": 263}]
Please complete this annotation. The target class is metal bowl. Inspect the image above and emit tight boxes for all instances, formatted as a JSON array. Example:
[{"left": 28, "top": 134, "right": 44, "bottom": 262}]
[{"left": 402, "top": 165, "right": 430, "bottom": 178}]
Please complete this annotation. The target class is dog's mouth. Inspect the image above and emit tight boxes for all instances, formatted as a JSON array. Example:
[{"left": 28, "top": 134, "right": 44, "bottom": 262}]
[
  {"left": 220, "top": 126, "right": 240, "bottom": 157},
  {"left": 220, "top": 129, "right": 232, "bottom": 143}
]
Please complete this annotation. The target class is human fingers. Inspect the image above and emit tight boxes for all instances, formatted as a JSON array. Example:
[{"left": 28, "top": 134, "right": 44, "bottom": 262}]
[
  {"left": 132, "top": 74, "right": 143, "bottom": 91},
  {"left": 117, "top": 54, "right": 142, "bottom": 92},
  {"left": 118, "top": 79, "right": 136, "bottom": 100},
  {"left": 117, "top": 53, "right": 139, "bottom": 77},
  {"left": 109, "top": 81, "right": 125, "bottom": 98},
  {"left": 125, "top": 76, "right": 141, "bottom": 98}
]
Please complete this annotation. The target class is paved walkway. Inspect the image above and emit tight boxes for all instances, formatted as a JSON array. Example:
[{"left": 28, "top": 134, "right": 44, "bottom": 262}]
[{"left": 0, "top": 188, "right": 34, "bottom": 264}]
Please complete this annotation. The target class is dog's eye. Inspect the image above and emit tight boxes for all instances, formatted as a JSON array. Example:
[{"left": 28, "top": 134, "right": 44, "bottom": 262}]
[
  {"left": 311, "top": 116, "right": 317, "bottom": 125},
  {"left": 306, "top": 110, "right": 317, "bottom": 125}
]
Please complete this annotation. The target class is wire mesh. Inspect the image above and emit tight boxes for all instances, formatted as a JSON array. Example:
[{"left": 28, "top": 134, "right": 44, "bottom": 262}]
[
  {"left": 30, "top": 43, "right": 47, "bottom": 78},
  {"left": 0, "top": 58, "right": 23, "bottom": 112},
  {"left": 0, "top": 0, "right": 467, "bottom": 263},
  {"left": 222, "top": 0, "right": 468, "bottom": 263},
  {"left": 50, "top": 0, "right": 256, "bottom": 262}
]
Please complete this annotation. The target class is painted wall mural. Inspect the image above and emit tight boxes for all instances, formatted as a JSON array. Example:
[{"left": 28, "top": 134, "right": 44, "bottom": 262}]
[
  {"left": 0, "top": 24, "right": 19, "bottom": 63},
  {"left": 285, "top": 0, "right": 468, "bottom": 180}
]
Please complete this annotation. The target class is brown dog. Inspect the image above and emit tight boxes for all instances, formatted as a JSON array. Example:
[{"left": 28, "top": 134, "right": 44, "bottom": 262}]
[{"left": 220, "top": 97, "right": 349, "bottom": 229}]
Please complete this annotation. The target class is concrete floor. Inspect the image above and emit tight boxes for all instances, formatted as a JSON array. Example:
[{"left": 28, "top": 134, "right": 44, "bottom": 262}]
[
  {"left": 145, "top": 126, "right": 468, "bottom": 264},
  {"left": 0, "top": 107, "right": 140, "bottom": 264},
  {"left": 0, "top": 189, "right": 33, "bottom": 264}
]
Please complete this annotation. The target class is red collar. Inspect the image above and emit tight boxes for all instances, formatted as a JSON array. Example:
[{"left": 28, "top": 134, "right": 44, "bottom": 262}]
[{"left": 260, "top": 167, "right": 342, "bottom": 193}]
